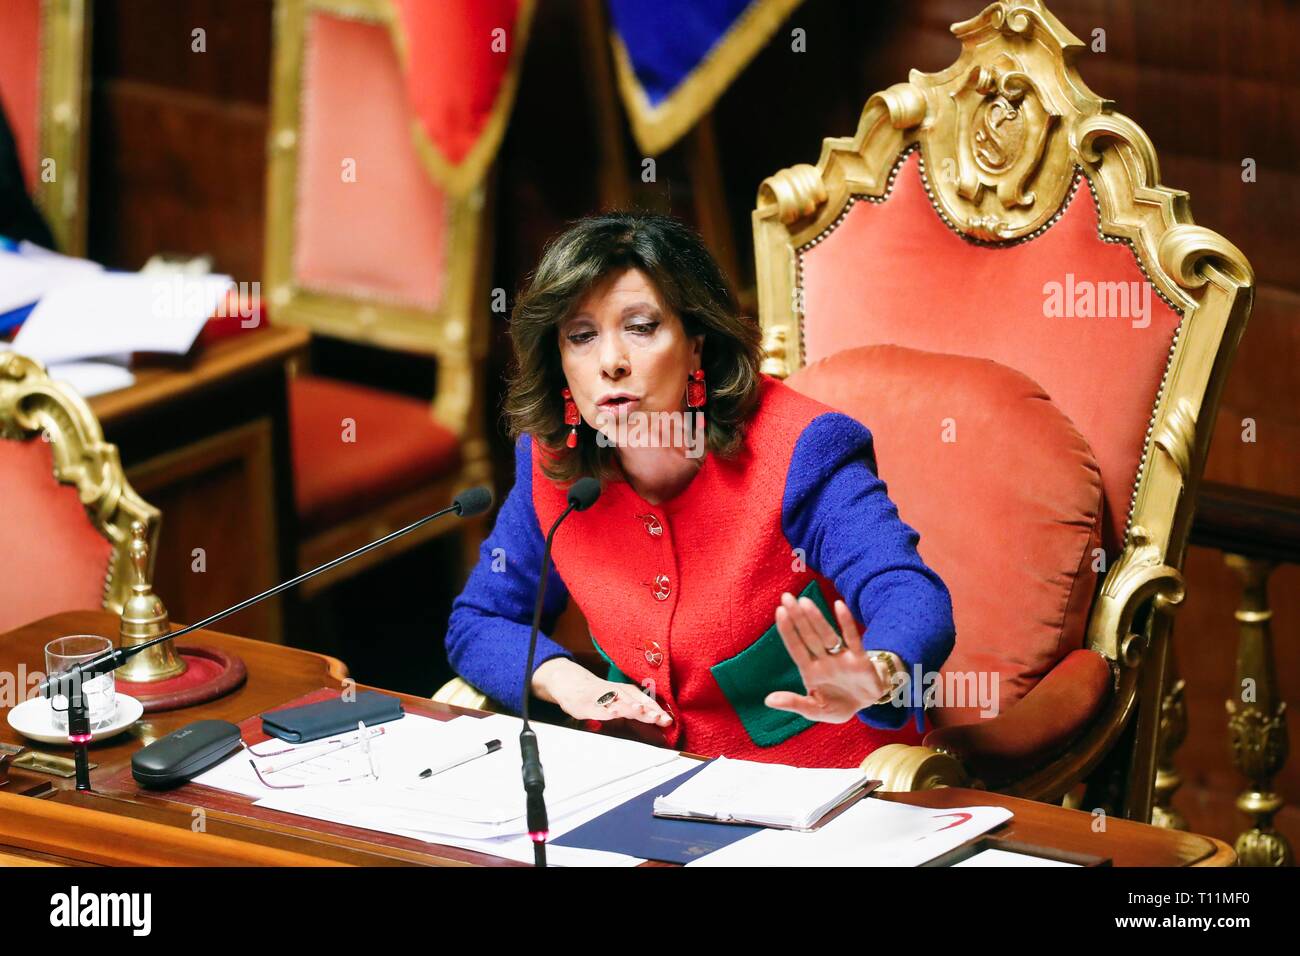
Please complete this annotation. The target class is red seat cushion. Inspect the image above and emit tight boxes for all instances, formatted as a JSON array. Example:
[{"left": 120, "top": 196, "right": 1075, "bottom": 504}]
[
  {"left": 289, "top": 374, "right": 462, "bottom": 533},
  {"left": 0, "top": 438, "right": 114, "bottom": 632},
  {"left": 924, "top": 647, "right": 1113, "bottom": 781},
  {"left": 787, "top": 345, "right": 1104, "bottom": 729}
]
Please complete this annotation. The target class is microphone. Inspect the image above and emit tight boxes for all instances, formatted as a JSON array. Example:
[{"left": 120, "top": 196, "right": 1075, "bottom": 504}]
[
  {"left": 40, "top": 484, "right": 494, "bottom": 791},
  {"left": 451, "top": 485, "right": 493, "bottom": 518},
  {"left": 520, "top": 475, "right": 601, "bottom": 866},
  {"left": 567, "top": 477, "right": 601, "bottom": 511}
]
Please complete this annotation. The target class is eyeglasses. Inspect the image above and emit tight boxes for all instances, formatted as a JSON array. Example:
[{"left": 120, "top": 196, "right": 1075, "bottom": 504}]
[{"left": 246, "top": 721, "right": 384, "bottom": 789}]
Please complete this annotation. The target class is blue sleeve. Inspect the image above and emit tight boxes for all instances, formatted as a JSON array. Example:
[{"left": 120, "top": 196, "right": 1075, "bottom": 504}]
[
  {"left": 444, "top": 433, "right": 574, "bottom": 714},
  {"left": 781, "top": 412, "right": 956, "bottom": 734}
]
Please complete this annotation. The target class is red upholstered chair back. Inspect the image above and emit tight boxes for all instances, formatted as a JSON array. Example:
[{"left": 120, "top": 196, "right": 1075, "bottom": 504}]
[
  {"left": 752, "top": 1, "right": 1253, "bottom": 804},
  {"left": 0, "top": 439, "right": 113, "bottom": 632},
  {"left": 265, "top": 0, "right": 503, "bottom": 461},
  {"left": 0, "top": 353, "right": 160, "bottom": 634},
  {"left": 797, "top": 148, "right": 1176, "bottom": 559},
  {"left": 0, "top": 0, "right": 90, "bottom": 254},
  {"left": 0, "top": 0, "right": 41, "bottom": 194}
]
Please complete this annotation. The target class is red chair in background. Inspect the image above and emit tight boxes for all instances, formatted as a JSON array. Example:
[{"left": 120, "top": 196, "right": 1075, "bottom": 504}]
[{"left": 264, "top": 0, "right": 506, "bottom": 595}]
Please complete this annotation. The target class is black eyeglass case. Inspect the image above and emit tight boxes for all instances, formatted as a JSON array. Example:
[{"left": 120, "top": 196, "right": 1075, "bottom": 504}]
[{"left": 261, "top": 691, "right": 405, "bottom": 743}]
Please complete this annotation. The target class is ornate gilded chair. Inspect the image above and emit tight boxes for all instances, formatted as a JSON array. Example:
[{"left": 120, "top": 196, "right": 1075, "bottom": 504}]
[
  {"left": 264, "top": 0, "right": 508, "bottom": 593},
  {"left": 754, "top": 0, "right": 1252, "bottom": 820},
  {"left": 0, "top": 0, "right": 89, "bottom": 254},
  {"left": 0, "top": 352, "right": 160, "bottom": 633}
]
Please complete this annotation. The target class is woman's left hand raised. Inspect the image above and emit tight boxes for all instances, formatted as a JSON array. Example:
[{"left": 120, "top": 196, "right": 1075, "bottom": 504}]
[{"left": 764, "top": 591, "right": 899, "bottom": 723}]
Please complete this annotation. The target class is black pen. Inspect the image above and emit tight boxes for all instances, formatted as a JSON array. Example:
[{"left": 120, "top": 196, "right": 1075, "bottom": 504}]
[{"left": 418, "top": 739, "right": 502, "bottom": 779}]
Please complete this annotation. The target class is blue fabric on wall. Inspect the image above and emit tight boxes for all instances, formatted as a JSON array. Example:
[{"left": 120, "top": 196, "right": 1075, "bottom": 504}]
[{"left": 607, "top": 0, "right": 755, "bottom": 106}]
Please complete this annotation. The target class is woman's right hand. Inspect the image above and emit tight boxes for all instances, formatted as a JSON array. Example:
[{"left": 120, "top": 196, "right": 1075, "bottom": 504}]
[{"left": 532, "top": 657, "right": 673, "bottom": 727}]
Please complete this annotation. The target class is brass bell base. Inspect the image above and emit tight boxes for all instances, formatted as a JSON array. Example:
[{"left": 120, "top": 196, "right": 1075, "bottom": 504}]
[{"left": 117, "top": 626, "right": 188, "bottom": 683}]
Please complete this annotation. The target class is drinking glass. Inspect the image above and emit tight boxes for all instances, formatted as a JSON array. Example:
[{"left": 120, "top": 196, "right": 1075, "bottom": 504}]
[{"left": 44, "top": 635, "right": 117, "bottom": 733}]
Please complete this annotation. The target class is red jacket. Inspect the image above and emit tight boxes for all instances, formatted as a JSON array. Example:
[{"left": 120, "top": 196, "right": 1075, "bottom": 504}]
[{"left": 524, "top": 375, "right": 951, "bottom": 768}]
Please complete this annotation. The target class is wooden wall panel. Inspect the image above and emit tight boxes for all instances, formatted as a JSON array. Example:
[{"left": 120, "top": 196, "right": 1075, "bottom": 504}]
[{"left": 87, "top": 0, "right": 272, "bottom": 279}]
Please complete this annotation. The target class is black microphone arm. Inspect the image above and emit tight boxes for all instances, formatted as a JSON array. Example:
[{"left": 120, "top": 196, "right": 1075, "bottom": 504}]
[
  {"left": 39, "top": 485, "right": 494, "bottom": 700},
  {"left": 520, "top": 476, "right": 601, "bottom": 868}
]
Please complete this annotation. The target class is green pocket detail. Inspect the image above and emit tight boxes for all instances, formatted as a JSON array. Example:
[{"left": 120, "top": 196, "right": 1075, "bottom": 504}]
[
  {"left": 590, "top": 632, "right": 633, "bottom": 685},
  {"left": 711, "top": 578, "right": 835, "bottom": 748}
]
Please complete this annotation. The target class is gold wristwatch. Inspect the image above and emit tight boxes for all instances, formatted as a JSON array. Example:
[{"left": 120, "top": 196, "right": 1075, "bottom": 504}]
[{"left": 865, "top": 651, "right": 904, "bottom": 706}]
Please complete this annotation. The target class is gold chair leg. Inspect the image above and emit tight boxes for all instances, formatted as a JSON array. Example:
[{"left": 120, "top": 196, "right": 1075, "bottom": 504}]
[
  {"left": 1151, "top": 644, "right": 1188, "bottom": 830},
  {"left": 1223, "top": 554, "right": 1292, "bottom": 866}
]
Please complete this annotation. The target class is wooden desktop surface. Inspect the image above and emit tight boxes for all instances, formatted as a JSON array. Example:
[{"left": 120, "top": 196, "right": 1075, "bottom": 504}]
[
  {"left": 0, "top": 611, "right": 1235, "bottom": 867},
  {"left": 88, "top": 324, "right": 309, "bottom": 427}
]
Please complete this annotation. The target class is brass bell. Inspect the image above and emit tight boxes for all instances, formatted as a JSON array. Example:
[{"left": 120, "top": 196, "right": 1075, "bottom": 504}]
[{"left": 117, "top": 521, "right": 187, "bottom": 682}]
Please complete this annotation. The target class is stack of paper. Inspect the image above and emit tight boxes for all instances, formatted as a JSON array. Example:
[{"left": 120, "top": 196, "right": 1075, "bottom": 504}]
[
  {"left": 652, "top": 755, "right": 868, "bottom": 829},
  {"left": 1, "top": 242, "right": 234, "bottom": 397},
  {"left": 686, "top": 798, "right": 1014, "bottom": 866},
  {"left": 0, "top": 241, "right": 104, "bottom": 317},
  {"left": 193, "top": 712, "right": 692, "bottom": 867}
]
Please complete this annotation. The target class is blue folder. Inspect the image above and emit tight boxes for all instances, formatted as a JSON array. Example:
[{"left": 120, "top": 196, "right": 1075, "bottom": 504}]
[
  {"left": 552, "top": 759, "right": 763, "bottom": 864},
  {"left": 0, "top": 303, "right": 36, "bottom": 336}
]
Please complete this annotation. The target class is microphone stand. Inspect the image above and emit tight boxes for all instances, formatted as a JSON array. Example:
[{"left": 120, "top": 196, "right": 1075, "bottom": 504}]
[
  {"left": 43, "top": 491, "right": 490, "bottom": 792},
  {"left": 519, "top": 476, "right": 600, "bottom": 867},
  {"left": 519, "top": 502, "right": 576, "bottom": 868}
]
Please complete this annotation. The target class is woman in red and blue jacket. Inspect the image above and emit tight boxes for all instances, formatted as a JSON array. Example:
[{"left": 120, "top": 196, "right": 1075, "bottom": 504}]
[{"left": 446, "top": 213, "right": 954, "bottom": 769}]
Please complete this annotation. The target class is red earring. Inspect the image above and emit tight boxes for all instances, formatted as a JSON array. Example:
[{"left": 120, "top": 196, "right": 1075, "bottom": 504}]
[
  {"left": 686, "top": 368, "right": 706, "bottom": 429},
  {"left": 562, "top": 386, "right": 579, "bottom": 448}
]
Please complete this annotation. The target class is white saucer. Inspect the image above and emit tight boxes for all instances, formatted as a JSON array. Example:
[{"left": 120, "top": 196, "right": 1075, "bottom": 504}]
[{"left": 6, "top": 694, "right": 144, "bottom": 745}]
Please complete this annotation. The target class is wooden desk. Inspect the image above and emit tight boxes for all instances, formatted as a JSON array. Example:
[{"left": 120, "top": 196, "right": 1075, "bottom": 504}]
[
  {"left": 0, "top": 611, "right": 1235, "bottom": 867},
  {"left": 89, "top": 326, "right": 309, "bottom": 643}
]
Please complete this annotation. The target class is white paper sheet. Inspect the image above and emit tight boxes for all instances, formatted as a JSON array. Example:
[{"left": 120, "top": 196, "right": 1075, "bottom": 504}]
[
  {"left": 45, "top": 360, "right": 136, "bottom": 398},
  {"left": 257, "top": 756, "right": 702, "bottom": 867},
  {"left": 685, "top": 800, "right": 1014, "bottom": 867},
  {"left": 195, "top": 712, "right": 682, "bottom": 839},
  {"left": 0, "top": 245, "right": 103, "bottom": 314},
  {"left": 11, "top": 272, "right": 232, "bottom": 364},
  {"left": 952, "top": 847, "right": 1080, "bottom": 867},
  {"left": 653, "top": 754, "right": 867, "bottom": 828}
]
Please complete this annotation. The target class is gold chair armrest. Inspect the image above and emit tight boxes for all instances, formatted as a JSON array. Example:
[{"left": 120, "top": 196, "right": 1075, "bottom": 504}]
[
  {"left": 432, "top": 677, "right": 496, "bottom": 712},
  {"left": 860, "top": 743, "right": 969, "bottom": 792},
  {"left": 1088, "top": 526, "right": 1186, "bottom": 666},
  {"left": 430, "top": 678, "right": 579, "bottom": 729}
]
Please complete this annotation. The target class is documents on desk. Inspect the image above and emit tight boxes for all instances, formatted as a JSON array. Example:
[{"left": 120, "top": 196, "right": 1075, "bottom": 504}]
[
  {"left": 686, "top": 799, "right": 1014, "bottom": 867},
  {"left": 12, "top": 272, "right": 231, "bottom": 365},
  {"left": 194, "top": 711, "right": 695, "bottom": 866},
  {"left": 651, "top": 755, "right": 870, "bottom": 829},
  {"left": 192, "top": 712, "right": 1014, "bottom": 866}
]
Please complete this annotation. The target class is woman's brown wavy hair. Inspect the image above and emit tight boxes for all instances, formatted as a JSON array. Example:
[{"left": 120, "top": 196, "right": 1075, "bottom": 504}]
[{"left": 504, "top": 212, "right": 764, "bottom": 485}]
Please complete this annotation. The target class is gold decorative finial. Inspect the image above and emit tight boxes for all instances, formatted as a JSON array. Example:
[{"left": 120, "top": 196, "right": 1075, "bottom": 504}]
[{"left": 129, "top": 521, "right": 150, "bottom": 589}]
